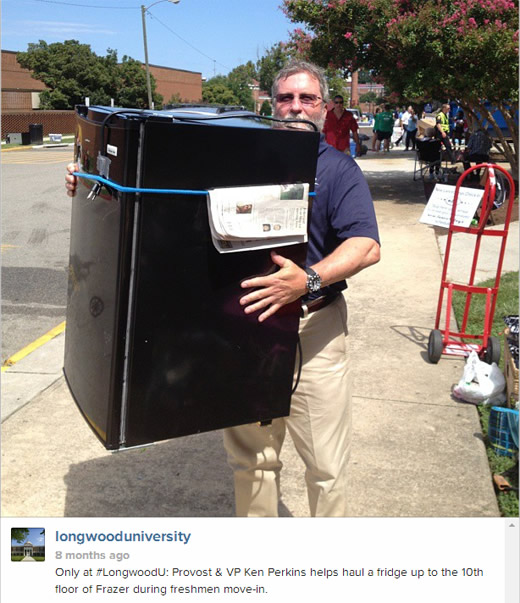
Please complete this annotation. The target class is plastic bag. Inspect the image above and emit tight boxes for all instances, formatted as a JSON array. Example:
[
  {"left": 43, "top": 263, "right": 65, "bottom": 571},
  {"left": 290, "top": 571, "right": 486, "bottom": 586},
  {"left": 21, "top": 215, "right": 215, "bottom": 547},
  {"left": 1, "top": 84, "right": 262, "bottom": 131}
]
[{"left": 453, "top": 351, "right": 506, "bottom": 405}]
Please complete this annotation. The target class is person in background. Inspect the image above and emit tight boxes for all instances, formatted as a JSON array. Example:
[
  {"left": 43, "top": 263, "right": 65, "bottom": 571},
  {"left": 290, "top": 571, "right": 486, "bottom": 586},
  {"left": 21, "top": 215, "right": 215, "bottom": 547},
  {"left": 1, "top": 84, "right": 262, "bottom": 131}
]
[
  {"left": 462, "top": 127, "right": 491, "bottom": 180},
  {"left": 435, "top": 103, "right": 456, "bottom": 163},
  {"left": 391, "top": 114, "right": 403, "bottom": 147},
  {"left": 371, "top": 107, "right": 381, "bottom": 151},
  {"left": 404, "top": 107, "right": 418, "bottom": 151},
  {"left": 394, "top": 106, "right": 409, "bottom": 146},
  {"left": 452, "top": 110, "right": 468, "bottom": 150},
  {"left": 322, "top": 94, "right": 361, "bottom": 156},
  {"left": 375, "top": 104, "right": 394, "bottom": 152}
]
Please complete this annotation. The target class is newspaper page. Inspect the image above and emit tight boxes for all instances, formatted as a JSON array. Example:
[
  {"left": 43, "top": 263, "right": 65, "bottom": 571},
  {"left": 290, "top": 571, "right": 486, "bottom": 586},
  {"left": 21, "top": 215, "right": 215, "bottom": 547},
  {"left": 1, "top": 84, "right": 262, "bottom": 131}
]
[
  {"left": 419, "top": 184, "right": 483, "bottom": 228},
  {"left": 207, "top": 183, "right": 309, "bottom": 253}
]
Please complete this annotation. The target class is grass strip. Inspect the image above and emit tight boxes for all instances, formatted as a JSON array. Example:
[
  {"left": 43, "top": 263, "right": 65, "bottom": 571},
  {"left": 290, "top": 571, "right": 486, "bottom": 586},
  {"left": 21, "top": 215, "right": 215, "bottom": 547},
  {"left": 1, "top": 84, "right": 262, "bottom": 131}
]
[{"left": 451, "top": 270, "right": 518, "bottom": 517}]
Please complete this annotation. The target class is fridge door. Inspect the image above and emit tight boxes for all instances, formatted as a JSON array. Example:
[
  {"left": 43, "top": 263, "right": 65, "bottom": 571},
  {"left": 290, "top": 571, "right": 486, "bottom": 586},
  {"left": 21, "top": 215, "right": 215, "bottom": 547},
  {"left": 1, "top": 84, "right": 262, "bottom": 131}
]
[
  {"left": 65, "top": 107, "right": 320, "bottom": 449},
  {"left": 64, "top": 108, "right": 141, "bottom": 448}
]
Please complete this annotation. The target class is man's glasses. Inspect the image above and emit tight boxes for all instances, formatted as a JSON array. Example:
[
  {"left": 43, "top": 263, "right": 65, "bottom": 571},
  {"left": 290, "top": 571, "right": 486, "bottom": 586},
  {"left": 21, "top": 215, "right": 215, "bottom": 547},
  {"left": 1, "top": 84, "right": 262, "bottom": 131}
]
[
  {"left": 334, "top": 100, "right": 344, "bottom": 104},
  {"left": 274, "top": 93, "right": 323, "bottom": 106}
]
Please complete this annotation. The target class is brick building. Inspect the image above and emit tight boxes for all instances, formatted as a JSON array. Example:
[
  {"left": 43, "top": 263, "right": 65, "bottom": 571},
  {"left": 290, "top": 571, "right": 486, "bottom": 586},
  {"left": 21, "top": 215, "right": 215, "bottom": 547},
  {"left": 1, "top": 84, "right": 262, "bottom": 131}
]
[
  {"left": 2, "top": 49, "right": 47, "bottom": 111},
  {"left": 148, "top": 62, "right": 202, "bottom": 104},
  {"left": 1, "top": 49, "right": 202, "bottom": 138},
  {"left": 11, "top": 541, "right": 45, "bottom": 558},
  {"left": 250, "top": 79, "right": 271, "bottom": 114},
  {"left": 358, "top": 82, "right": 386, "bottom": 113}
]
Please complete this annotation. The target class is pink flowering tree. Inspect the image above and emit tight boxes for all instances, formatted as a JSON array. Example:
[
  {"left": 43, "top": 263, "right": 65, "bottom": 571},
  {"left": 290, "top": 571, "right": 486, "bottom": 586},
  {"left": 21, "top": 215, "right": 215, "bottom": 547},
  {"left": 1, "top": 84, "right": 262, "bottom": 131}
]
[{"left": 283, "top": 0, "right": 519, "bottom": 172}]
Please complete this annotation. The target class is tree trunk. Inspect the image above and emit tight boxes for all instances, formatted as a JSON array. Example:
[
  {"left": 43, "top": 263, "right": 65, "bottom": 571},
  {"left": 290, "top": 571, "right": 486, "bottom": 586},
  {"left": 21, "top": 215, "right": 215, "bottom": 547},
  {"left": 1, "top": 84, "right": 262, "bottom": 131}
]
[{"left": 466, "top": 101, "right": 518, "bottom": 176}]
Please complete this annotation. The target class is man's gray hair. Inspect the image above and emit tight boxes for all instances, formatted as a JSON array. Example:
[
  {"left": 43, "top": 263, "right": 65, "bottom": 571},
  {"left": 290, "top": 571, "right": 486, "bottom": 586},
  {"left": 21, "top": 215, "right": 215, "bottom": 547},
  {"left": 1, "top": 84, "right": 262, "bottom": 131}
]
[{"left": 272, "top": 60, "right": 329, "bottom": 104}]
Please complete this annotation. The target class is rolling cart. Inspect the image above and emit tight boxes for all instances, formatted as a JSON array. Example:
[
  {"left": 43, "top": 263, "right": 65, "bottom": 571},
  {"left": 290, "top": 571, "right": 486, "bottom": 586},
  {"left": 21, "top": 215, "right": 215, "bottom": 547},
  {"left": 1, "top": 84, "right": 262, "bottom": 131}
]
[{"left": 428, "top": 163, "right": 516, "bottom": 364}]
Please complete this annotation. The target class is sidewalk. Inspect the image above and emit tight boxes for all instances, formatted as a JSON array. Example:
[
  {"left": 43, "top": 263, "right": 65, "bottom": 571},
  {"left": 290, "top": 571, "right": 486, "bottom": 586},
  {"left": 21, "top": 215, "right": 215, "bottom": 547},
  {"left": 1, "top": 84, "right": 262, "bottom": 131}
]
[{"left": 2, "top": 149, "right": 517, "bottom": 517}]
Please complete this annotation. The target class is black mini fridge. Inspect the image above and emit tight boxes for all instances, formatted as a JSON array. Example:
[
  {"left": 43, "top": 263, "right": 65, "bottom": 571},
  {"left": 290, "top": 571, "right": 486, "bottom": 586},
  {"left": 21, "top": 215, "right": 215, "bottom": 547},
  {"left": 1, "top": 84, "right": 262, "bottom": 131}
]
[{"left": 64, "top": 105, "right": 319, "bottom": 450}]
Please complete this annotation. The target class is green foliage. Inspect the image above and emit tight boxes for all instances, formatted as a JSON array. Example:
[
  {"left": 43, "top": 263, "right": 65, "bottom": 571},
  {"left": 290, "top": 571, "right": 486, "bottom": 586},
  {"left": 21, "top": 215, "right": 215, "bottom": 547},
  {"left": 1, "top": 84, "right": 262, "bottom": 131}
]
[
  {"left": 227, "top": 61, "right": 257, "bottom": 111},
  {"left": 283, "top": 0, "right": 519, "bottom": 170},
  {"left": 326, "top": 69, "right": 349, "bottom": 102},
  {"left": 166, "top": 93, "right": 183, "bottom": 105},
  {"left": 452, "top": 271, "right": 519, "bottom": 517},
  {"left": 357, "top": 69, "right": 374, "bottom": 84},
  {"left": 202, "top": 80, "right": 240, "bottom": 106},
  {"left": 202, "top": 62, "right": 258, "bottom": 110},
  {"left": 16, "top": 41, "right": 160, "bottom": 109},
  {"left": 117, "top": 56, "right": 162, "bottom": 109},
  {"left": 259, "top": 100, "right": 272, "bottom": 116},
  {"left": 256, "top": 42, "right": 290, "bottom": 93},
  {"left": 11, "top": 528, "right": 30, "bottom": 543},
  {"left": 359, "top": 91, "right": 378, "bottom": 104},
  {"left": 451, "top": 271, "right": 519, "bottom": 365},
  {"left": 284, "top": 0, "right": 518, "bottom": 102},
  {"left": 17, "top": 40, "right": 114, "bottom": 108}
]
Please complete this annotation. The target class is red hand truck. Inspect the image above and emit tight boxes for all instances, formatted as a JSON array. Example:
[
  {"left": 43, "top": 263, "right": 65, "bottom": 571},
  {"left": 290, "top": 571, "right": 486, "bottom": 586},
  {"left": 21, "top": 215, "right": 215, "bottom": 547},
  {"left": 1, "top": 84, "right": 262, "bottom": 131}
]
[{"left": 428, "top": 163, "right": 516, "bottom": 364}]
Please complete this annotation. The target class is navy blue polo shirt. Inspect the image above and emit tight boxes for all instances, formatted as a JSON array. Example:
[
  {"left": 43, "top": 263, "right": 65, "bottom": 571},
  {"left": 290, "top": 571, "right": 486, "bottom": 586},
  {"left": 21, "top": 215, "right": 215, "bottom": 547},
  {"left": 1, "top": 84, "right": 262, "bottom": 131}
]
[{"left": 306, "top": 136, "right": 380, "bottom": 298}]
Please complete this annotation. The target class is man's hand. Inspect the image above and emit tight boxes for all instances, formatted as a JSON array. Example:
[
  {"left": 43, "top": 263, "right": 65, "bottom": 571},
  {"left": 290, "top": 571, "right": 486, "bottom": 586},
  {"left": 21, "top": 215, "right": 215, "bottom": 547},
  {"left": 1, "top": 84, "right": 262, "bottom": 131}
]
[
  {"left": 240, "top": 251, "right": 307, "bottom": 322},
  {"left": 65, "top": 162, "right": 79, "bottom": 197}
]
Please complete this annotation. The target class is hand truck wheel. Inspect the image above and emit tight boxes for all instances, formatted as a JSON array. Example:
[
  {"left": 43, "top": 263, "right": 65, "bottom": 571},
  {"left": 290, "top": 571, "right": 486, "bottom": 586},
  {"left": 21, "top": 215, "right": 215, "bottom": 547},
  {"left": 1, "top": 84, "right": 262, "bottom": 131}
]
[
  {"left": 483, "top": 336, "right": 501, "bottom": 365},
  {"left": 428, "top": 329, "right": 443, "bottom": 364}
]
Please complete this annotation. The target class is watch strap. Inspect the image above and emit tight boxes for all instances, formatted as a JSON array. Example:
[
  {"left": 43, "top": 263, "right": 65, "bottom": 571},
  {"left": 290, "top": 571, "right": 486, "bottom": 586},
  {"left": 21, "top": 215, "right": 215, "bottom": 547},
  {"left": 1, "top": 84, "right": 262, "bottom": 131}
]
[{"left": 303, "top": 266, "right": 322, "bottom": 293}]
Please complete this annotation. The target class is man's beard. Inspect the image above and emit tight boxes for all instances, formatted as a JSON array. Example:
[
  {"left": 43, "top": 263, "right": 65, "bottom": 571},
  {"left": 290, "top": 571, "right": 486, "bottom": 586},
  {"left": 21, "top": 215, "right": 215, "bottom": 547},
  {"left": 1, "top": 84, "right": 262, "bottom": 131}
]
[{"left": 273, "top": 111, "right": 324, "bottom": 132}]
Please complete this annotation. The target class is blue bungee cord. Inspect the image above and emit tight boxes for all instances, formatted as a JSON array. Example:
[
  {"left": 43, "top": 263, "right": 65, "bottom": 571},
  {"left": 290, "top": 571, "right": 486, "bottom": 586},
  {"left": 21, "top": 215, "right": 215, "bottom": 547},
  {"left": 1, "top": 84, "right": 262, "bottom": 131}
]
[{"left": 73, "top": 172, "right": 316, "bottom": 197}]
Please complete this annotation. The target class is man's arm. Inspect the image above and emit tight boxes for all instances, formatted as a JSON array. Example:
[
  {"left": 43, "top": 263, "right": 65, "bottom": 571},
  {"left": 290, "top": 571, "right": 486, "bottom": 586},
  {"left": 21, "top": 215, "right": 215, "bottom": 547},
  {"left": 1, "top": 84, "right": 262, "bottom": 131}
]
[
  {"left": 312, "top": 236, "right": 380, "bottom": 285},
  {"left": 350, "top": 118, "right": 361, "bottom": 152},
  {"left": 239, "top": 237, "right": 380, "bottom": 322},
  {"left": 353, "top": 129, "right": 361, "bottom": 152}
]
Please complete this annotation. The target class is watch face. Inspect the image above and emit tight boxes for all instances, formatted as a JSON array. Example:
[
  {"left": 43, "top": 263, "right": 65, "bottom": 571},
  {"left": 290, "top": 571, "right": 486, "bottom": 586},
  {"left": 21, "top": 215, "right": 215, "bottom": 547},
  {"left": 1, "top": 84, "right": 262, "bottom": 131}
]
[{"left": 307, "top": 272, "right": 321, "bottom": 293}]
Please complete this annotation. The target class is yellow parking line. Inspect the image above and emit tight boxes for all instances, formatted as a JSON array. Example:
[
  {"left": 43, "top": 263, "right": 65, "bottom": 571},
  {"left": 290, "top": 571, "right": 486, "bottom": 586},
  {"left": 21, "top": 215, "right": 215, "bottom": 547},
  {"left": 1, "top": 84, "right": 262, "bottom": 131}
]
[{"left": 2, "top": 321, "right": 66, "bottom": 372}]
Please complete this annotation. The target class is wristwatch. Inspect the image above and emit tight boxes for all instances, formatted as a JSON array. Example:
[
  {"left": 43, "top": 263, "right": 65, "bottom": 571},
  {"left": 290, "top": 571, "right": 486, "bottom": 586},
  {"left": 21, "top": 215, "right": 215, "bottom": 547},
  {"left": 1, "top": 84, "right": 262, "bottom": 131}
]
[{"left": 304, "top": 266, "right": 322, "bottom": 294}]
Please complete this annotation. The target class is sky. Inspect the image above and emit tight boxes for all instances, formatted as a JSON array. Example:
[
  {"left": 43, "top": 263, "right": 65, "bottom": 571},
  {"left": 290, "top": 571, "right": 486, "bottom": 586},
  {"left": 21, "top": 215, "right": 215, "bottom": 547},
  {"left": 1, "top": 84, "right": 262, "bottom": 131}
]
[
  {"left": 1, "top": 0, "right": 300, "bottom": 81},
  {"left": 11, "top": 527, "right": 45, "bottom": 547}
]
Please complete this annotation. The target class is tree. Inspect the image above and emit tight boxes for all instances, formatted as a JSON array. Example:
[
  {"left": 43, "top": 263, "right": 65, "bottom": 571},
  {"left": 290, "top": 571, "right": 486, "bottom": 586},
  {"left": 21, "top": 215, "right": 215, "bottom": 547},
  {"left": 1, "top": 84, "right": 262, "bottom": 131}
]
[
  {"left": 202, "top": 80, "right": 240, "bottom": 106},
  {"left": 256, "top": 42, "right": 290, "bottom": 93},
  {"left": 259, "top": 100, "right": 272, "bottom": 116},
  {"left": 17, "top": 40, "right": 115, "bottom": 108},
  {"left": 11, "top": 529, "right": 30, "bottom": 543},
  {"left": 116, "top": 56, "right": 162, "bottom": 109},
  {"left": 202, "top": 63, "right": 258, "bottom": 110},
  {"left": 227, "top": 61, "right": 257, "bottom": 111},
  {"left": 359, "top": 91, "right": 378, "bottom": 104},
  {"left": 326, "top": 69, "right": 350, "bottom": 102},
  {"left": 17, "top": 41, "right": 159, "bottom": 109},
  {"left": 283, "top": 0, "right": 519, "bottom": 172},
  {"left": 166, "top": 93, "right": 183, "bottom": 105}
]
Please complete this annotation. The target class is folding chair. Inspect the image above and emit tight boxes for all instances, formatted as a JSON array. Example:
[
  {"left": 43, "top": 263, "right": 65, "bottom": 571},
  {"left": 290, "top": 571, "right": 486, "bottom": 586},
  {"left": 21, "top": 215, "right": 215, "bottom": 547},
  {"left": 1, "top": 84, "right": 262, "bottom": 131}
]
[{"left": 413, "top": 139, "right": 443, "bottom": 181}]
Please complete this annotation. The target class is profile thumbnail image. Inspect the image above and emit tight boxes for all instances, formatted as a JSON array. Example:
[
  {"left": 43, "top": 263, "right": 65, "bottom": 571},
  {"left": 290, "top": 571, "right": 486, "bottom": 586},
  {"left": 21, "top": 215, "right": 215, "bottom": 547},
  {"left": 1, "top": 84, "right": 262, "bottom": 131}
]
[{"left": 11, "top": 527, "right": 45, "bottom": 562}]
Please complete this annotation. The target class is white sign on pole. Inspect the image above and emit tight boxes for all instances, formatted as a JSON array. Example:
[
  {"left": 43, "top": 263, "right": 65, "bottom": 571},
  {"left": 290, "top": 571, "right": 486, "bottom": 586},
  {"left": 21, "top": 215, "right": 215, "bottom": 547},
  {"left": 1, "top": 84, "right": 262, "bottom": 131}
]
[{"left": 419, "top": 184, "right": 483, "bottom": 228}]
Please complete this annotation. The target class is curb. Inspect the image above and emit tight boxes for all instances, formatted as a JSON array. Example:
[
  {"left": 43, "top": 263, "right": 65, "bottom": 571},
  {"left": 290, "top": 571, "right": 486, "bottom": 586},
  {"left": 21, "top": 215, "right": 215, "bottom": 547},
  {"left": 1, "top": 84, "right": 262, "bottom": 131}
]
[{"left": 1, "top": 142, "right": 74, "bottom": 152}]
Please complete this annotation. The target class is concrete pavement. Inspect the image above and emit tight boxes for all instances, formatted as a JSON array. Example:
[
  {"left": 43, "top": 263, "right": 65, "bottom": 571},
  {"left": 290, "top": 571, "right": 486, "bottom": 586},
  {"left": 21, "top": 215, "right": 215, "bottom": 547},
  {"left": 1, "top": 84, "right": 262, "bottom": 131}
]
[{"left": 1, "top": 148, "right": 518, "bottom": 517}]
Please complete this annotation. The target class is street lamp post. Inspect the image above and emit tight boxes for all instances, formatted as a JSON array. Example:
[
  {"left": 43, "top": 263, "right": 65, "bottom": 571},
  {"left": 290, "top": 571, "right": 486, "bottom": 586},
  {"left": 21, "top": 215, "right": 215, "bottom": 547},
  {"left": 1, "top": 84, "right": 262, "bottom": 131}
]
[{"left": 141, "top": 0, "right": 180, "bottom": 109}]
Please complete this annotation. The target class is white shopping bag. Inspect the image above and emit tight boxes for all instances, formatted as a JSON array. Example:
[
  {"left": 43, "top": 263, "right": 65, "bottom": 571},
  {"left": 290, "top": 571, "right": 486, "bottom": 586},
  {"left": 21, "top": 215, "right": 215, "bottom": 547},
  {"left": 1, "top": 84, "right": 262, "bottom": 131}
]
[{"left": 453, "top": 351, "right": 506, "bottom": 405}]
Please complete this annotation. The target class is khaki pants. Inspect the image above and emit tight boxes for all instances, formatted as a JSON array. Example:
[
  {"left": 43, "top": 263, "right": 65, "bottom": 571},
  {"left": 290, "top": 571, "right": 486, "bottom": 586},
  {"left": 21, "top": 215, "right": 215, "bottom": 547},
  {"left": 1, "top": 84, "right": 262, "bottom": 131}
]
[{"left": 223, "top": 295, "right": 351, "bottom": 517}]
